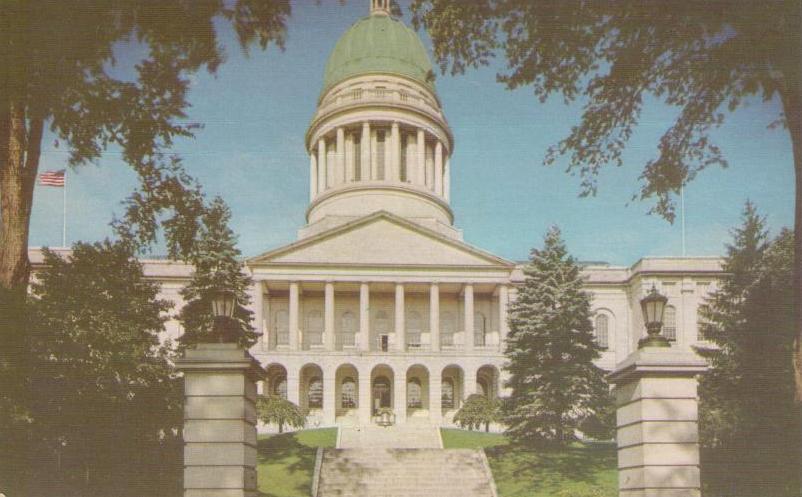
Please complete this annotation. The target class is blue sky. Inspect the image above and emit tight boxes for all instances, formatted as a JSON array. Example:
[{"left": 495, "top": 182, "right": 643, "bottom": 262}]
[{"left": 29, "top": 1, "right": 794, "bottom": 266}]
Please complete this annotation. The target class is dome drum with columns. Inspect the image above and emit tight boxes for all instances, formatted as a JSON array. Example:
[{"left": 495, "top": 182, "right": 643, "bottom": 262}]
[{"left": 303, "top": 2, "right": 455, "bottom": 240}]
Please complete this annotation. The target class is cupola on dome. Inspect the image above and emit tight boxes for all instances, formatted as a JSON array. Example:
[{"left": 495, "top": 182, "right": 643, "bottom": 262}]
[{"left": 321, "top": 12, "right": 435, "bottom": 93}]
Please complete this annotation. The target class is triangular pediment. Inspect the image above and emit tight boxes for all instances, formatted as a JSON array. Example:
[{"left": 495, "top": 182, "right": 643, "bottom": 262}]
[{"left": 248, "top": 212, "right": 512, "bottom": 268}]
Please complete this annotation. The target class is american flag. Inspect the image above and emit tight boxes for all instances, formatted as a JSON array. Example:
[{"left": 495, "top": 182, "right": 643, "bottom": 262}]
[{"left": 39, "top": 169, "right": 65, "bottom": 187}]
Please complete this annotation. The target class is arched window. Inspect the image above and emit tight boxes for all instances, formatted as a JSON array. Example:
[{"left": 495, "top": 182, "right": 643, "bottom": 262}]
[
  {"left": 442, "top": 378, "right": 455, "bottom": 409},
  {"left": 341, "top": 377, "right": 356, "bottom": 408},
  {"left": 474, "top": 312, "right": 487, "bottom": 346},
  {"left": 339, "top": 311, "right": 356, "bottom": 347},
  {"left": 663, "top": 306, "right": 677, "bottom": 341},
  {"left": 440, "top": 311, "right": 455, "bottom": 346},
  {"left": 595, "top": 314, "right": 610, "bottom": 349},
  {"left": 307, "top": 376, "right": 323, "bottom": 408},
  {"left": 306, "top": 310, "right": 323, "bottom": 345},
  {"left": 476, "top": 378, "right": 488, "bottom": 398},
  {"left": 407, "top": 311, "right": 422, "bottom": 348},
  {"left": 407, "top": 378, "right": 422, "bottom": 409},
  {"left": 275, "top": 310, "right": 289, "bottom": 345}
]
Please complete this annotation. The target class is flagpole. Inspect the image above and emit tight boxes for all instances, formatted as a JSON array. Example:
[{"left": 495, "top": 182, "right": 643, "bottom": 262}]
[{"left": 62, "top": 169, "right": 67, "bottom": 248}]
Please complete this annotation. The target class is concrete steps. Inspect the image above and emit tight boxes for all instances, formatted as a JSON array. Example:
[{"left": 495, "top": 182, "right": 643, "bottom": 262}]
[{"left": 316, "top": 448, "right": 496, "bottom": 497}]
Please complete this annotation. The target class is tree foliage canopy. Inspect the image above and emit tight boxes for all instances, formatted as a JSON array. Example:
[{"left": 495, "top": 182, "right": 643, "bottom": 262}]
[
  {"left": 697, "top": 203, "right": 800, "bottom": 496},
  {"left": 257, "top": 395, "right": 306, "bottom": 434},
  {"left": 178, "top": 197, "right": 257, "bottom": 348},
  {"left": 410, "top": 0, "right": 800, "bottom": 218},
  {"left": 4, "top": 241, "right": 183, "bottom": 497},
  {"left": 454, "top": 393, "right": 501, "bottom": 432},
  {"left": 502, "top": 226, "right": 609, "bottom": 446}
]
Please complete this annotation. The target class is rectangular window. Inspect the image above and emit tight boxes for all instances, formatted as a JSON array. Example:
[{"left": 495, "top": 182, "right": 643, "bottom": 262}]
[
  {"left": 353, "top": 134, "right": 361, "bottom": 181},
  {"left": 376, "top": 130, "right": 386, "bottom": 180},
  {"left": 400, "top": 133, "right": 408, "bottom": 182},
  {"left": 663, "top": 306, "right": 677, "bottom": 341}
]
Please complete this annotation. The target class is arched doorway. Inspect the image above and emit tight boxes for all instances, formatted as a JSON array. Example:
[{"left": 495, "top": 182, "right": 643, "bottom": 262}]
[
  {"left": 335, "top": 364, "right": 359, "bottom": 420},
  {"left": 441, "top": 365, "right": 464, "bottom": 417},
  {"left": 406, "top": 364, "right": 430, "bottom": 418},
  {"left": 476, "top": 365, "right": 499, "bottom": 399},
  {"left": 265, "top": 364, "right": 288, "bottom": 399},
  {"left": 300, "top": 364, "right": 324, "bottom": 413},
  {"left": 370, "top": 364, "right": 394, "bottom": 416}
]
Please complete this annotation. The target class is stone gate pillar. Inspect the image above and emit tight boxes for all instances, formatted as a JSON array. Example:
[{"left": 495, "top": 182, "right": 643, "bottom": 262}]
[
  {"left": 608, "top": 347, "right": 707, "bottom": 497},
  {"left": 176, "top": 343, "right": 267, "bottom": 497}
]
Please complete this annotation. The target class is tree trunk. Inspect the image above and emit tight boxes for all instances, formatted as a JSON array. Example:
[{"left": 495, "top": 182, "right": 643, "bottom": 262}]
[
  {"left": 780, "top": 75, "right": 802, "bottom": 405},
  {"left": 0, "top": 102, "right": 42, "bottom": 497},
  {"left": 0, "top": 103, "right": 41, "bottom": 367},
  {"left": 279, "top": 422, "right": 284, "bottom": 434}
]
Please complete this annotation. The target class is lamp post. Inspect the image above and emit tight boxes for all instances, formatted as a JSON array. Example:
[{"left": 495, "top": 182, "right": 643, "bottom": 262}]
[
  {"left": 638, "top": 284, "right": 671, "bottom": 348},
  {"left": 210, "top": 289, "right": 238, "bottom": 343}
]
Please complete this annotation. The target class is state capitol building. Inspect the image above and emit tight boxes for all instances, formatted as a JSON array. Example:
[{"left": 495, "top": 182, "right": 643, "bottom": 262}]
[{"left": 42, "top": 0, "right": 723, "bottom": 431}]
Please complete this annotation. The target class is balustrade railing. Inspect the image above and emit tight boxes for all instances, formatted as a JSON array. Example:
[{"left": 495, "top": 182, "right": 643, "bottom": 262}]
[{"left": 318, "top": 87, "right": 444, "bottom": 121}]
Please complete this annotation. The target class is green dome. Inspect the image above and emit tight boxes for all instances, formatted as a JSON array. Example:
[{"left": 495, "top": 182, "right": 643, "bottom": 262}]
[{"left": 322, "top": 15, "right": 435, "bottom": 93}]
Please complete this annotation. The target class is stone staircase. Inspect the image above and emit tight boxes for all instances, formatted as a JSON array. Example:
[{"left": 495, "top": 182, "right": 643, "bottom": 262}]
[{"left": 315, "top": 448, "right": 497, "bottom": 497}]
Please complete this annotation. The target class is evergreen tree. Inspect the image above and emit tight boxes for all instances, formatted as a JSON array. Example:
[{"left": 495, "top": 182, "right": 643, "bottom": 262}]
[
  {"left": 178, "top": 197, "right": 258, "bottom": 348},
  {"left": 454, "top": 394, "right": 501, "bottom": 432},
  {"left": 503, "top": 226, "right": 609, "bottom": 446},
  {"left": 256, "top": 395, "right": 306, "bottom": 434},
  {"left": 697, "top": 203, "right": 800, "bottom": 496},
  {"left": 24, "top": 241, "right": 182, "bottom": 497}
]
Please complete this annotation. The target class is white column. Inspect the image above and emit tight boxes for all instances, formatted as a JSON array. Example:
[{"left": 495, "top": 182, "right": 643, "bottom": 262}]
[
  {"left": 252, "top": 280, "right": 264, "bottom": 350},
  {"left": 429, "top": 283, "right": 440, "bottom": 352},
  {"left": 394, "top": 373, "right": 407, "bottom": 424},
  {"left": 324, "top": 282, "right": 335, "bottom": 350},
  {"left": 464, "top": 283, "right": 474, "bottom": 352},
  {"left": 395, "top": 283, "right": 405, "bottom": 352},
  {"left": 317, "top": 138, "right": 327, "bottom": 192},
  {"left": 416, "top": 129, "right": 426, "bottom": 187},
  {"left": 359, "top": 282, "right": 370, "bottom": 351},
  {"left": 434, "top": 140, "right": 443, "bottom": 196},
  {"left": 444, "top": 156, "right": 451, "bottom": 201},
  {"left": 289, "top": 282, "right": 300, "bottom": 351},
  {"left": 361, "top": 122, "right": 370, "bottom": 182},
  {"left": 390, "top": 121, "right": 400, "bottom": 183},
  {"left": 309, "top": 153, "right": 318, "bottom": 200},
  {"left": 287, "top": 367, "right": 301, "bottom": 405},
  {"left": 336, "top": 127, "right": 345, "bottom": 186},
  {"left": 262, "top": 287, "right": 270, "bottom": 351},
  {"left": 463, "top": 365, "right": 478, "bottom": 397},
  {"left": 498, "top": 284, "right": 509, "bottom": 351},
  {"left": 608, "top": 348, "right": 707, "bottom": 497},
  {"left": 358, "top": 367, "right": 372, "bottom": 424},
  {"left": 323, "top": 365, "right": 336, "bottom": 426}
]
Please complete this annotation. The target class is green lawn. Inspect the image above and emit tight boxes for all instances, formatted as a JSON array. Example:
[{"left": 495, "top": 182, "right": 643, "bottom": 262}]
[
  {"left": 441, "top": 428, "right": 617, "bottom": 497},
  {"left": 256, "top": 428, "right": 337, "bottom": 497}
]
